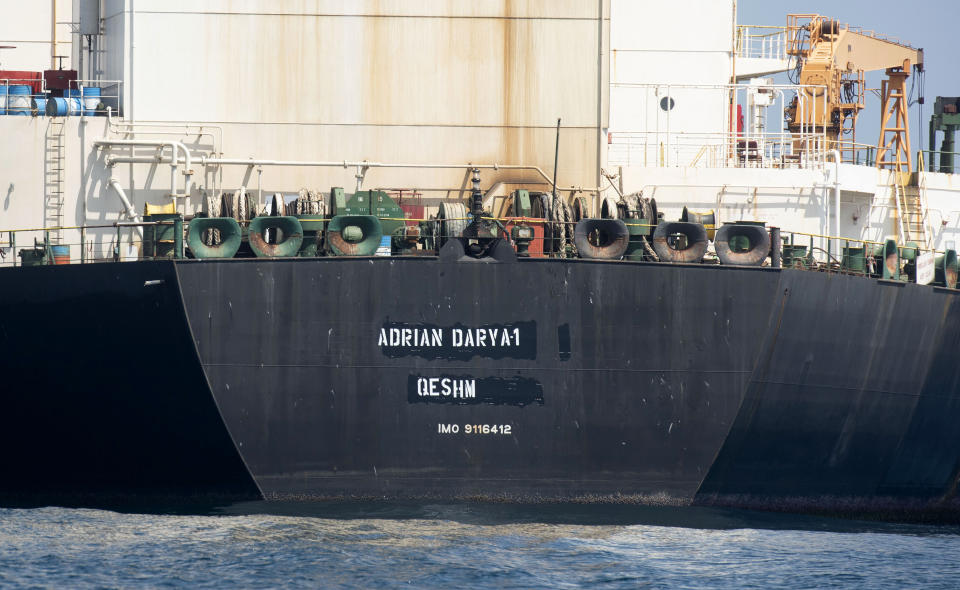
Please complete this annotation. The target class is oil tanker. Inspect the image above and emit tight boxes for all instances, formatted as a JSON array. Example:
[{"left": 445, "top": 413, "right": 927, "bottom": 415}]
[
  {"left": 3, "top": 190, "right": 960, "bottom": 522},
  {"left": 2, "top": 2, "right": 960, "bottom": 521}
]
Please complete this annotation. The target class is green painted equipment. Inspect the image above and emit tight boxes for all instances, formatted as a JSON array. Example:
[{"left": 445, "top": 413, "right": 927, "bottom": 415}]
[
  {"left": 869, "top": 239, "right": 900, "bottom": 279},
  {"left": 935, "top": 249, "right": 959, "bottom": 288},
  {"left": 329, "top": 187, "right": 347, "bottom": 216},
  {"left": 624, "top": 219, "right": 651, "bottom": 261},
  {"left": 511, "top": 190, "right": 532, "bottom": 217},
  {"left": 342, "top": 190, "right": 406, "bottom": 238},
  {"left": 187, "top": 217, "right": 242, "bottom": 259},
  {"left": 392, "top": 225, "right": 422, "bottom": 254},
  {"left": 900, "top": 242, "right": 920, "bottom": 262},
  {"left": 900, "top": 242, "right": 920, "bottom": 281},
  {"left": 295, "top": 215, "right": 326, "bottom": 257},
  {"left": 325, "top": 215, "right": 383, "bottom": 256},
  {"left": 511, "top": 223, "right": 534, "bottom": 257},
  {"left": 841, "top": 246, "right": 867, "bottom": 274},
  {"left": 929, "top": 97, "right": 960, "bottom": 173},
  {"left": 17, "top": 239, "right": 45, "bottom": 267},
  {"left": 248, "top": 216, "right": 304, "bottom": 258},
  {"left": 782, "top": 244, "right": 810, "bottom": 268},
  {"left": 143, "top": 213, "right": 183, "bottom": 259}
]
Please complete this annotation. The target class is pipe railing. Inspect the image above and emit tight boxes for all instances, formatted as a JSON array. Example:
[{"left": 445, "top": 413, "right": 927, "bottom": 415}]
[
  {"left": 1, "top": 78, "right": 122, "bottom": 117},
  {"left": 1, "top": 218, "right": 950, "bottom": 283}
]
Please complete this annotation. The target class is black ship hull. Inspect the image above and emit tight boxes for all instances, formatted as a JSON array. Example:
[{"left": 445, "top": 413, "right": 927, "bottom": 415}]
[{"left": 2, "top": 257, "right": 960, "bottom": 519}]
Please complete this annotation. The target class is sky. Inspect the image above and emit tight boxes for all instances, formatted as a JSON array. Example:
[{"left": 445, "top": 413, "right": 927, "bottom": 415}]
[{"left": 738, "top": 0, "right": 959, "bottom": 165}]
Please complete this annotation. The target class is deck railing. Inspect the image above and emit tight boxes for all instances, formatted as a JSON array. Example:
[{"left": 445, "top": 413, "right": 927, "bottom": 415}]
[
  {"left": 735, "top": 25, "right": 788, "bottom": 60},
  {"left": 1, "top": 78, "right": 122, "bottom": 117},
  {"left": 0, "top": 218, "right": 952, "bottom": 288},
  {"left": 607, "top": 82, "right": 829, "bottom": 169}
]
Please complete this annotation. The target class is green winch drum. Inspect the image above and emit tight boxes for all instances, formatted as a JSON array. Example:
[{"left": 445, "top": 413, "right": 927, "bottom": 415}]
[
  {"left": 325, "top": 215, "right": 383, "bottom": 256},
  {"left": 841, "top": 246, "right": 867, "bottom": 274},
  {"left": 247, "top": 216, "right": 304, "bottom": 258},
  {"left": 782, "top": 244, "right": 809, "bottom": 268},
  {"left": 187, "top": 217, "right": 242, "bottom": 259}
]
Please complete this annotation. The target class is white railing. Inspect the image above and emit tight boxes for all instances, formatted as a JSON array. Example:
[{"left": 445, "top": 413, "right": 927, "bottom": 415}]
[
  {"left": 0, "top": 78, "right": 122, "bottom": 117},
  {"left": 608, "top": 131, "right": 827, "bottom": 169},
  {"left": 736, "top": 25, "right": 788, "bottom": 60},
  {"left": 608, "top": 82, "right": 828, "bottom": 169}
]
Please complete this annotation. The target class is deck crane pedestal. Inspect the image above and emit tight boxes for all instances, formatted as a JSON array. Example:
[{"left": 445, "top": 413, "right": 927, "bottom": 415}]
[{"left": 784, "top": 14, "right": 923, "bottom": 172}]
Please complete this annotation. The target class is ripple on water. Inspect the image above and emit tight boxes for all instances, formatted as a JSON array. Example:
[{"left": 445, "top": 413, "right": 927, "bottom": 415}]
[{"left": 0, "top": 506, "right": 958, "bottom": 589}]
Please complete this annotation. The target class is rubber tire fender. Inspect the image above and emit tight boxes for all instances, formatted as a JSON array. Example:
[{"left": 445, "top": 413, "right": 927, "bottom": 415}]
[
  {"left": 714, "top": 223, "right": 771, "bottom": 267},
  {"left": 652, "top": 221, "right": 708, "bottom": 263}
]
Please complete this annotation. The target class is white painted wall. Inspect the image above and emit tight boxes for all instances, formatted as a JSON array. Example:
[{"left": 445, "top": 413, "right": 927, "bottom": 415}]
[
  {"left": 609, "top": 0, "right": 733, "bottom": 135},
  {"left": 93, "top": 0, "right": 609, "bottom": 193},
  {"left": 0, "top": 0, "right": 72, "bottom": 72}
]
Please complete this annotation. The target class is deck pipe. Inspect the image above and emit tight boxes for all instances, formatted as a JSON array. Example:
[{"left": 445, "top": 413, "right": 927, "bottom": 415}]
[
  {"left": 106, "top": 178, "right": 144, "bottom": 241},
  {"left": 95, "top": 139, "right": 193, "bottom": 208}
]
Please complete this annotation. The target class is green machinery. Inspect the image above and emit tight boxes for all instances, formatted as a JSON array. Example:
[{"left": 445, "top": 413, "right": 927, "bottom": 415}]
[
  {"left": 339, "top": 190, "right": 405, "bottom": 238},
  {"left": 142, "top": 213, "right": 184, "bottom": 259},
  {"left": 336, "top": 189, "right": 414, "bottom": 253},
  {"left": 842, "top": 239, "right": 899, "bottom": 279},
  {"left": 929, "top": 97, "right": 960, "bottom": 174},
  {"left": 512, "top": 189, "right": 532, "bottom": 217},
  {"left": 185, "top": 188, "right": 413, "bottom": 259}
]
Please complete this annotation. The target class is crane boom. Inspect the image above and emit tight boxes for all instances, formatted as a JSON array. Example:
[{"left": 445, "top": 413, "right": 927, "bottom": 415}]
[
  {"left": 832, "top": 30, "right": 922, "bottom": 74},
  {"left": 784, "top": 14, "right": 922, "bottom": 171}
]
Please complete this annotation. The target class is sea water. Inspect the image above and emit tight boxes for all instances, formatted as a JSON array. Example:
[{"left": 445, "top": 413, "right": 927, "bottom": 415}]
[{"left": 1, "top": 503, "right": 958, "bottom": 589}]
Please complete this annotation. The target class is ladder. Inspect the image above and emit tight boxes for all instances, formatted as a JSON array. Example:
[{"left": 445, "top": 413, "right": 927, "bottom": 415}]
[
  {"left": 895, "top": 180, "right": 929, "bottom": 248},
  {"left": 44, "top": 118, "right": 66, "bottom": 243}
]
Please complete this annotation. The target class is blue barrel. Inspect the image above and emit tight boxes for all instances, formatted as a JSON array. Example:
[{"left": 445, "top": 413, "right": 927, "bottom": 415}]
[
  {"left": 6, "top": 85, "right": 32, "bottom": 115},
  {"left": 81, "top": 87, "right": 101, "bottom": 116},
  {"left": 46, "top": 97, "right": 69, "bottom": 117},
  {"left": 0, "top": 85, "right": 7, "bottom": 115},
  {"left": 66, "top": 88, "right": 82, "bottom": 98},
  {"left": 31, "top": 97, "right": 46, "bottom": 116},
  {"left": 46, "top": 96, "right": 82, "bottom": 116}
]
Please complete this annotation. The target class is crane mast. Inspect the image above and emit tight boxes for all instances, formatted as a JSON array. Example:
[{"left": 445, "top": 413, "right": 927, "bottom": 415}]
[{"left": 784, "top": 14, "right": 923, "bottom": 172}]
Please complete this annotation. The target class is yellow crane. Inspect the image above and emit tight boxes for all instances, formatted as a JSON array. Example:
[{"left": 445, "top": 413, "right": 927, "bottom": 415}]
[{"left": 784, "top": 14, "right": 923, "bottom": 172}]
